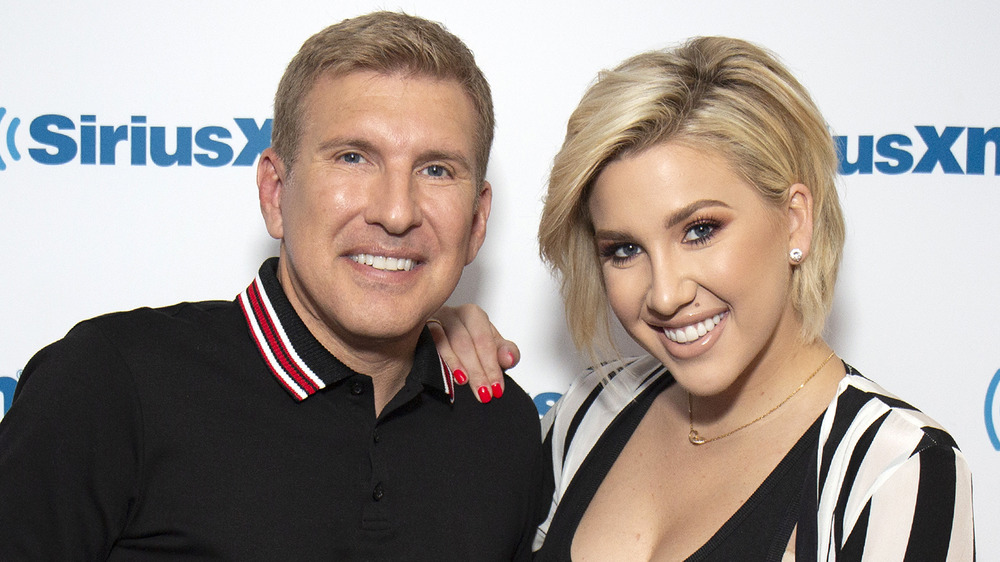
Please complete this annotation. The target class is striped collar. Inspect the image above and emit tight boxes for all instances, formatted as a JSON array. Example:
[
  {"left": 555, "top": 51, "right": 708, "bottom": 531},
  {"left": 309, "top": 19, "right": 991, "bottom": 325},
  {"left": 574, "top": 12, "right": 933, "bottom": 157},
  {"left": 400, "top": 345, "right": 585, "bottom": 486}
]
[{"left": 238, "top": 258, "right": 454, "bottom": 403}]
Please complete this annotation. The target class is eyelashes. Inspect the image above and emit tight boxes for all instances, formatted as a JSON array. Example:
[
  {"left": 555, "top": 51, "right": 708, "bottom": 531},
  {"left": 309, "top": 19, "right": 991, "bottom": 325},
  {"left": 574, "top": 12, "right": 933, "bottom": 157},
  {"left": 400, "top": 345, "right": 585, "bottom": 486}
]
[
  {"left": 682, "top": 218, "right": 722, "bottom": 245},
  {"left": 599, "top": 242, "right": 643, "bottom": 266},
  {"left": 596, "top": 216, "right": 725, "bottom": 266},
  {"left": 335, "top": 152, "right": 455, "bottom": 179}
]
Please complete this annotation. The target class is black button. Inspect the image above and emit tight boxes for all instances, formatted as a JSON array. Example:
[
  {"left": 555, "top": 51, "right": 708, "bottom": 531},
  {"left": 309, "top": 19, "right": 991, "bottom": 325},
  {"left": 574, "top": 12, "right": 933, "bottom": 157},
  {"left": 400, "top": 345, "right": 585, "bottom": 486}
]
[
  {"left": 373, "top": 430, "right": 381, "bottom": 443},
  {"left": 372, "top": 483, "right": 384, "bottom": 501},
  {"left": 350, "top": 381, "right": 364, "bottom": 395}
]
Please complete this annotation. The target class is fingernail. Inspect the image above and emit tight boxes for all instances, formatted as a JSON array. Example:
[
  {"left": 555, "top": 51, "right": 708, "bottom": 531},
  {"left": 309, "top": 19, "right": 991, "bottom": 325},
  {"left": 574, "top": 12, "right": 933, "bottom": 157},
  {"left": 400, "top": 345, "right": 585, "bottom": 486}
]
[
  {"left": 477, "top": 386, "right": 492, "bottom": 403},
  {"left": 506, "top": 352, "right": 516, "bottom": 365},
  {"left": 491, "top": 383, "right": 504, "bottom": 399},
  {"left": 453, "top": 369, "right": 468, "bottom": 385}
]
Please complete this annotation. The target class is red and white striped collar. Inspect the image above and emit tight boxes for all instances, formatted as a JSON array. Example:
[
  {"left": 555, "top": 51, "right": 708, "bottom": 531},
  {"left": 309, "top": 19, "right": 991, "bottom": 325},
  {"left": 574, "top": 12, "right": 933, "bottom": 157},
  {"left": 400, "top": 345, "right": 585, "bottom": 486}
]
[{"left": 238, "top": 259, "right": 454, "bottom": 403}]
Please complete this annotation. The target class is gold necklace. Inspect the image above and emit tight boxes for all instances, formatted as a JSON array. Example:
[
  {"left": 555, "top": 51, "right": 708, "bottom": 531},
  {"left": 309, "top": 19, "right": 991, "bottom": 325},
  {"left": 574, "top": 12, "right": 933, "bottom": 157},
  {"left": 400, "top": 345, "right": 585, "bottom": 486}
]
[{"left": 687, "top": 351, "right": 836, "bottom": 446}]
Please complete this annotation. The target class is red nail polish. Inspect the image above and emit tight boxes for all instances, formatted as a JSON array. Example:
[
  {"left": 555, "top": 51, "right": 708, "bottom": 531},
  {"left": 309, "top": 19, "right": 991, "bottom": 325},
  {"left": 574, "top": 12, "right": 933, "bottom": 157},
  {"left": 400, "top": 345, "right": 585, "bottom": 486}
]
[
  {"left": 453, "top": 369, "right": 468, "bottom": 384},
  {"left": 477, "top": 386, "right": 492, "bottom": 403},
  {"left": 506, "top": 352, "right": 516, "bottom": 366},
  {"left": 491, "top": 382, "right": 503, "bottom": 399}
]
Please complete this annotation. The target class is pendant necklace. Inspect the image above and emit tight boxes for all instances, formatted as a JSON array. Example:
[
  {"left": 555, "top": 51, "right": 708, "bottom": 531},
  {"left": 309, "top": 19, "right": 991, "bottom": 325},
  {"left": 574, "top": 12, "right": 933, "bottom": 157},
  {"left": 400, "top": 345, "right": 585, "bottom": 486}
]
[{"left": 687, "top": 351, "right": 836, "bottom": 446}]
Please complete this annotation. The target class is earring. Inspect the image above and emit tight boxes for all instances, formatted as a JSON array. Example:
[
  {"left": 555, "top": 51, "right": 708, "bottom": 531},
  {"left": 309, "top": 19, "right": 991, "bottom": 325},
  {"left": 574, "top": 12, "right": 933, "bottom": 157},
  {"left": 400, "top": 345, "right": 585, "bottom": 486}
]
[{"left": 789, "top": 248, "right": 804, "bottom": 263}]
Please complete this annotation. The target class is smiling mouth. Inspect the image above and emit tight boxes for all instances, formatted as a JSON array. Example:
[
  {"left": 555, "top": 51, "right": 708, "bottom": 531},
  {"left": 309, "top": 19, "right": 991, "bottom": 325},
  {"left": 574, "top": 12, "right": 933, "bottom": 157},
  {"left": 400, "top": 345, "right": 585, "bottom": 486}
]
[
  {"left": 350, "top": 253, "right": 416, "bottom": 272},
  {"left": 662, "top": 312, "right": 727, "bottom": 344}
]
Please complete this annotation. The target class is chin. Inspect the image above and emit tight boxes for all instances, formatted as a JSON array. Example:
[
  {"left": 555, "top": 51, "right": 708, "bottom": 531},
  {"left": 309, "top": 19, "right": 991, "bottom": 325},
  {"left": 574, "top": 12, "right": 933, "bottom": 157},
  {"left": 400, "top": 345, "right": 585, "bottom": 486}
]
[
  {"left": 681, "top": 377, "right": 738, "bottom": 398},
  {"left": 640, "top": 346, "right": 736, "bottom": 397},
  {"left": 348, "top": 320, "right": 423, "bottom": 342}
]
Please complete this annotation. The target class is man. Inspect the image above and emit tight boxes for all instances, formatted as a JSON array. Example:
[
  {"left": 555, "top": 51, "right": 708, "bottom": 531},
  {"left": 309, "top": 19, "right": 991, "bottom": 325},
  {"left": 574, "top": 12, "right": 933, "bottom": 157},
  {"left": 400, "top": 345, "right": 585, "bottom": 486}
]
[{"left": 0, "top": 12, "right": 545, "bottom": 560}]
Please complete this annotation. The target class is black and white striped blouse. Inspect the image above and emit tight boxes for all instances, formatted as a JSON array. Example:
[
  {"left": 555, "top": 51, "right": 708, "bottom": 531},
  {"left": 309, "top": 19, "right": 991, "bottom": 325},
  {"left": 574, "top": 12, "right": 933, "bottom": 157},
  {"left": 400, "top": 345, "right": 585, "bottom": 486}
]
[{"left": 533, "top": 355, "right": 975, "bottom": 560}]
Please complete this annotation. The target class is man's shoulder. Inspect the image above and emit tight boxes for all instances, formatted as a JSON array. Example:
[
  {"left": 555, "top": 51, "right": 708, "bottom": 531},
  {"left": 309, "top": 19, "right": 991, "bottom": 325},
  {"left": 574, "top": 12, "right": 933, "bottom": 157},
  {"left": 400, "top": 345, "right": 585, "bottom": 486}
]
[
  {"left": 29, "top": 299, "right": 244, "bottom": 372},
  {"left": 86, "top": 299, "right": 236, "bottom": 327},
  {"left": 500, "top": 373, "right": 542, "bottom": 420},
  {"left": 451, "top": 373, "right": 541, "bottom": 435},
  {"left": 70, "top": 299, "right": 239, "bottom": 342},
  {"left": 17, "top": 298, "right": 256, "bottom": 406}
]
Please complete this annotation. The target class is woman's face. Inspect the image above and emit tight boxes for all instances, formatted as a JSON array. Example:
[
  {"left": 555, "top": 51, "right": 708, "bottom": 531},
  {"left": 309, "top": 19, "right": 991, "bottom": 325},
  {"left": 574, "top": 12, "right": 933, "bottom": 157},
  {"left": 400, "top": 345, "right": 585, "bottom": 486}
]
[{"left": 589, "top": 142, "right": 809, "bottom": 396}]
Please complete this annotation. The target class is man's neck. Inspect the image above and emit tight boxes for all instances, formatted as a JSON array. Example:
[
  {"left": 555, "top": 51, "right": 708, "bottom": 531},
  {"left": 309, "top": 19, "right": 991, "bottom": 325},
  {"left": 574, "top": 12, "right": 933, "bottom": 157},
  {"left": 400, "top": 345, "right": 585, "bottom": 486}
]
[
  {"left": 304, "top": 316, "right": 418, "bottom": 416},
  {"left": 330, "top": 337, "right": 415, "bottom": 416},
  {"left": 273, "top": 265, "right": 421, "bottom": 416}
]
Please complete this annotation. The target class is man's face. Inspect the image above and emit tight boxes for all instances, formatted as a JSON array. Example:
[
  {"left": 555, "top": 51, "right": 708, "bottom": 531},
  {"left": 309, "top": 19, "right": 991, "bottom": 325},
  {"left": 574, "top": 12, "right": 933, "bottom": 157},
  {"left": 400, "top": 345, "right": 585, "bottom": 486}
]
[{"left": 258, "top": 70, "right": 490, "bottom": 362}]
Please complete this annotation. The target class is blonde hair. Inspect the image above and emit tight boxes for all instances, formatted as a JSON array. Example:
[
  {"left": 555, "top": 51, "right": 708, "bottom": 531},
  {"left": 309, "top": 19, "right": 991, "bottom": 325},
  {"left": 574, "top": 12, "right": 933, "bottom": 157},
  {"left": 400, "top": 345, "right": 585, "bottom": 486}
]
[
  {"left": 271, "top": 11, "right": 494, "bottom": 185},
  {"left": 539, "top": 36, "right": 845, "bottom": 357}
]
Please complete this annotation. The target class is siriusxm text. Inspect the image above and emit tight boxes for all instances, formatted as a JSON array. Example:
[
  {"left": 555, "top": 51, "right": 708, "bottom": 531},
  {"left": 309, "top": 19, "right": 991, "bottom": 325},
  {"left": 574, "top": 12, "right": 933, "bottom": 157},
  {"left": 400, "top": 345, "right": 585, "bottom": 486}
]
[
  {"left": 1, "top": 373, "right": 19, "bottom": 420},
  {"left": 25, "top": 115, "right": 271, "bottom": 167},
  {"left": 836, "top": 126, "right": 1000, "bottom": 175}
]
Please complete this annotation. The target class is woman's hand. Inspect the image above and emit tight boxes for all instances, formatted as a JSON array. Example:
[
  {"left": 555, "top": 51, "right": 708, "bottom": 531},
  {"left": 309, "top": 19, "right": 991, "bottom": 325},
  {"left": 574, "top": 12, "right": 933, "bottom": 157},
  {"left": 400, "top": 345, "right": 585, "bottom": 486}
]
[{"left": 427, "top": 304, "right": 520, "bottom": 403}]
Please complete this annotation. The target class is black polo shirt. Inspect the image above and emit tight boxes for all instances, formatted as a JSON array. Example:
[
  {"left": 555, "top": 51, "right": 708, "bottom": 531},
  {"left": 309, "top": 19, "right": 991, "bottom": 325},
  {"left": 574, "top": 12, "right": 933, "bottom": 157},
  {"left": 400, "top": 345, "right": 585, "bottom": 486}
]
[{"left": 0, "top": 259, "right": 547, "bottom": 560}]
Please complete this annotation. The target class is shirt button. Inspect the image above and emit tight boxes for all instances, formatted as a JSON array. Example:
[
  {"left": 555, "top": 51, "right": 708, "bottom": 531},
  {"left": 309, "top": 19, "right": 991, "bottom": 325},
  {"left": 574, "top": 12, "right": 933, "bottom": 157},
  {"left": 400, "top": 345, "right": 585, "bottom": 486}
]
[
  {"left": 373, "top": 430, "right": 381, "bottom": 443},
  {"left": 350, "top": 381, "right": 364, "bottom": 395},
  {"left": 372, "top": 483, "right": 384, "bottom": 501}
]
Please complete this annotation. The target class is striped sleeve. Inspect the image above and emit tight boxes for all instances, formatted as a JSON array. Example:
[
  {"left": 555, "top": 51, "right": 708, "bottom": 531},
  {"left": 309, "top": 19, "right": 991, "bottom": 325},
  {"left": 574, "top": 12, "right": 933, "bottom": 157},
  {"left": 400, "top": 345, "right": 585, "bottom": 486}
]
[
  {"left": 532, "top": 355, "right": 666, "bottom": 552},
  {"left": 814, "top": 372, "right": 975, "bottom": 561}
]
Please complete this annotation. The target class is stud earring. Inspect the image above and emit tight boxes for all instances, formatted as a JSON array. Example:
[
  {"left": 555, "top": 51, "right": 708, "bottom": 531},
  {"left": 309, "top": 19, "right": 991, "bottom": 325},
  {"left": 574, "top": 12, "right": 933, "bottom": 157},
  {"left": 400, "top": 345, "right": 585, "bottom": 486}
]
[{"left": 789, "top": 248, "right": 804, "bottom": 263}]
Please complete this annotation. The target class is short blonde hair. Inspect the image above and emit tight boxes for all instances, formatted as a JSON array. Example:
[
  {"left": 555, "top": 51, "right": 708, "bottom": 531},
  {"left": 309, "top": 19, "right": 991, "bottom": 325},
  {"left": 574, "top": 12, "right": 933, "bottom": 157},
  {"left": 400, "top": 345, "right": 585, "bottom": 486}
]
[
  {"left": 539, "top": 36, "right": 845, "bottom": 357},
  {"left": 271, "top": 11, "right": 494, "bottom": 186}
]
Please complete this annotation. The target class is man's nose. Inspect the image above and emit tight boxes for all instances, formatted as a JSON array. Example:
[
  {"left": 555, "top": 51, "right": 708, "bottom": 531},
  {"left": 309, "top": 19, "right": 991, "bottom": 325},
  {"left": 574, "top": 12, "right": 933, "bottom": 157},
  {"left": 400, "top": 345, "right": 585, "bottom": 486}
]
[{"left": 364, "top": 169, "right": 423, "bottom": 234}]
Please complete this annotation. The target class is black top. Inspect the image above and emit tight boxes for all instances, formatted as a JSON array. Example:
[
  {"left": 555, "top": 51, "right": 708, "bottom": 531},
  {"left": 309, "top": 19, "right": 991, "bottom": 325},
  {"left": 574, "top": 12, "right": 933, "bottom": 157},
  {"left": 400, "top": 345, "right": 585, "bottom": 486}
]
[
  {"left": 0, "top": 259, "right": 547, "bottom": 561},
  {"left": 534, "top": 372, "right": 820, "bottom": 561},
  {"left": 534, "top": 355, "right": 974, "bottom": 560}
]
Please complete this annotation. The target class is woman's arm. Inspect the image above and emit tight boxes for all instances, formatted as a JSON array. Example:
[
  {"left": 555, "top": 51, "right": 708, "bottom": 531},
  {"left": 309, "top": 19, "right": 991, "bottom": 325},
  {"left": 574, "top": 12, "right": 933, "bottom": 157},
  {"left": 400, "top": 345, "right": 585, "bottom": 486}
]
[{"left": 832, "top": 441, "right": 975, "bottom": 559}]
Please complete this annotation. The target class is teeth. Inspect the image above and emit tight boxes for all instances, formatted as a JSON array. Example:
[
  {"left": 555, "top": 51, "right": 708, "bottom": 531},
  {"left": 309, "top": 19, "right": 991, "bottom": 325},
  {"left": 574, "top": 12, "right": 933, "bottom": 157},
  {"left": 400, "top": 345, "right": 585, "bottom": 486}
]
[
  {"left": 351, "top": 254, "right": 415, "bottom": 271},
  {"left": 663, "top": 313, "right": 725, "bottom": 344}
]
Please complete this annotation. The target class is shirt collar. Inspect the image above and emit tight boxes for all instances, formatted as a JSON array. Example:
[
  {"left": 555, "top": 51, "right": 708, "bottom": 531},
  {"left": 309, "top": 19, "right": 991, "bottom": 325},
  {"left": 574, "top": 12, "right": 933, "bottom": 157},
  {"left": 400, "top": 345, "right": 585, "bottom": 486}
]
[{"left": 238, "top": 258, "right": 453, "bottom": 403}]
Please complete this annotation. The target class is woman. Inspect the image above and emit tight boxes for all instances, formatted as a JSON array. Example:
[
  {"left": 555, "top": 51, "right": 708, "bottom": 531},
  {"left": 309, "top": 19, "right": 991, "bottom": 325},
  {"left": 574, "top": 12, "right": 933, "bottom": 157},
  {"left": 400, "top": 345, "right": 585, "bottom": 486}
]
[{"left": 432, "top": 36, "right": 974, "bottom": 560}]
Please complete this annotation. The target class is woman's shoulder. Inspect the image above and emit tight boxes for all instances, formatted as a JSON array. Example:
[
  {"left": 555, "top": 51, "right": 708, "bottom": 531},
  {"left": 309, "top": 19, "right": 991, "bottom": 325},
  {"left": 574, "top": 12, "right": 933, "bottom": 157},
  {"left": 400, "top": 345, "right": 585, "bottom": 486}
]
[
  {"left": 811, "top": 364, "right": 974, "bottom": 559},
  {"left": 565, "top": 355, "right": 665, "bottom": 398},
  {"left": 539, "top": 355, "right": 672, "bottom": 516},
  {"left": 828, "top": 364, "right": 960, "bottom": 448},
  {"left": 545, "top": 355, "right": 668, "bottom": 427},
  {"left": 818, "top": 363, "right": 966, "bottom": 476},
  {"left": 541, "top": 355, "right": 670, "bottom": 466}
]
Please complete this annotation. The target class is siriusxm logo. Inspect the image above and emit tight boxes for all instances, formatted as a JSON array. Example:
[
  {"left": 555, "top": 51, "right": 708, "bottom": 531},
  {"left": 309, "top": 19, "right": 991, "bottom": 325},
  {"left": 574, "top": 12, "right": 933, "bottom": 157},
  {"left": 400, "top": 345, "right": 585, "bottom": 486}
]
[
  {"left": 533, "top": 392, "right": 562, "bottom": 417},
  {"left": 0, "top": 107, "right": 270, "bottom": 170},
  {"left": 0, "top": 370, "right": 20, "bottom": 419},
  {"left": 986, "top": 369, "right": 1000, "bottom": 451},
  {"left": 836, "top": 126, "right": 1000, "bottom": 175},
  {"left": 0, "top": 107, "right": 22, "bottom": 171}
]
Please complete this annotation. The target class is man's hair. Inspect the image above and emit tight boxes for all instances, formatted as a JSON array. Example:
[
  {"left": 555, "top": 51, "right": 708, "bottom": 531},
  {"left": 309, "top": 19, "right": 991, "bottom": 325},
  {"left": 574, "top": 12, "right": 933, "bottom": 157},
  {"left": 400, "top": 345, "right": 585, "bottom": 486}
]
[
  {"left": 538, "top": 36, "right": 846, "bottom": 358},
  {"left": 271, "top": 11, "right": 494, "bottom": 185}
]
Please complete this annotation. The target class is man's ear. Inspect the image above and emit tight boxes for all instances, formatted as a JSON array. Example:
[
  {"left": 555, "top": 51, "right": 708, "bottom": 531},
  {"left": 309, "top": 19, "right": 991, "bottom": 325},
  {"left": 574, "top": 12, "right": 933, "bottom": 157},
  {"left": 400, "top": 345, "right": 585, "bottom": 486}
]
[
  {"left": 786, "top": 183, "right": 814, "bottom": 261},
  {"left": 257, "top": 147, "right": 287, "bottom": 240},
  {"left": 465, "top": 180, "right": 492, "bottom": 265}
]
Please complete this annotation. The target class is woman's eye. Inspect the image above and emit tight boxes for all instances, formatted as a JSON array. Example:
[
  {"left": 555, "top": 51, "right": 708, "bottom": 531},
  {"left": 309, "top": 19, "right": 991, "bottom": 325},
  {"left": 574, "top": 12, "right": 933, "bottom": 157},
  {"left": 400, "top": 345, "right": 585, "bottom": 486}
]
[
  {"left": 614, "top": 243, "right": 642, "bottom": 259},
  {"left": 599, "top": 242, "right": 643, "bottom": 265},
  {"left": 422, "top": 164, "right": 450, "bottom": 178},
  {"left": 340, "top": 152, "right": 365, "bottom": 164},
  {"left": 683, "top": 222, "right": 717, "bottom": 243}
]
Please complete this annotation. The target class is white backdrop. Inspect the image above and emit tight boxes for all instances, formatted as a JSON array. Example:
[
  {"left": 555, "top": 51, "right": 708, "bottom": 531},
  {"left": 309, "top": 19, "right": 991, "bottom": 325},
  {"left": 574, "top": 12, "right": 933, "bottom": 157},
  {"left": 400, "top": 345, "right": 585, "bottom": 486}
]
[{"left": 2, "top": 0, "right": 997, "bottom": 554}]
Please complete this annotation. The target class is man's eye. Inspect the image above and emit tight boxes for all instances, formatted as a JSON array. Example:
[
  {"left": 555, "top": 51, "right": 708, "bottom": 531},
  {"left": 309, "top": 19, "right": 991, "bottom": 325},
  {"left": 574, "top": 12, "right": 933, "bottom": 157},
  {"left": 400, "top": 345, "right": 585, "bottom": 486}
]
[
  {"left": 340, "top": 152, "right": 365, "bottom": 164},
  {"left": 422, "top": 164, "right": 450, "bottom": 178}
]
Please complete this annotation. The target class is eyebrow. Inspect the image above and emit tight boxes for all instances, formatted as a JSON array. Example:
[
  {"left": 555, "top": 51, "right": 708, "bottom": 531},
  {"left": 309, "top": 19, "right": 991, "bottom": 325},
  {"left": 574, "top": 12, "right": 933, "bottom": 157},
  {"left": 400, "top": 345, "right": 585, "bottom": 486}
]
[
  {"left": 665, "top": 199, "right": 731, "bottom": 229},
  {"left": 316, "top": 137, "right": 375, "bottom": 155},
  {"left": 592, "top": 199, "right": 731, "bottom": 241}
]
